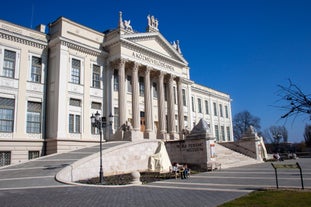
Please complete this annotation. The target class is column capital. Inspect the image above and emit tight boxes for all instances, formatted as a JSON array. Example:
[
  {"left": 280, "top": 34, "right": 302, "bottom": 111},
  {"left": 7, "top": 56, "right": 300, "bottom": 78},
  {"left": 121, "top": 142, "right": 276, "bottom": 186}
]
[
  {"left": 110, "top": 58, "right": 126, "bottom": 69},
  {"left": 145, "top": 66, "right": 152, "bottom": 74},
  {"left": 159, "top": 71, "right": 166, "bottom": 79},
  {"left": 168, "top": 74, "right": 176, "bottom": 86},
  {"left": 133, "top": 62, "right": 140, "bottom": 70}
]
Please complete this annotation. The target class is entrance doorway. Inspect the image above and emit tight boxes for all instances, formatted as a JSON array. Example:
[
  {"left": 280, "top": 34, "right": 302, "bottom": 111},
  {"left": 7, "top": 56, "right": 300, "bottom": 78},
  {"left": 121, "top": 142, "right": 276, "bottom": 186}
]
[{"left": 140, "top": 111, "right": 145, "bottom": 132}]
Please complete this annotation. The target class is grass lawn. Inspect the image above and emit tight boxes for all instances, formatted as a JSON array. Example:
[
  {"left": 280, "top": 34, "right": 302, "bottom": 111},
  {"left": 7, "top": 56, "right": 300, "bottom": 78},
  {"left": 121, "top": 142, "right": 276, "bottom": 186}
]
[{"left": 218, "top": 189, "right": 311, "bottom": 207}]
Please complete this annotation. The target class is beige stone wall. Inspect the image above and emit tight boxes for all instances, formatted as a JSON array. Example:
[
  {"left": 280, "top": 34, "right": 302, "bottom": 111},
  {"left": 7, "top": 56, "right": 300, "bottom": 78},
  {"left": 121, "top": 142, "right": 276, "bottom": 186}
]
[
  {"left": 56, "top": 140, "right": 170, "bottom": 182},
  {"left": 165, "top": 139, "right": 216, "bottom": 170}
]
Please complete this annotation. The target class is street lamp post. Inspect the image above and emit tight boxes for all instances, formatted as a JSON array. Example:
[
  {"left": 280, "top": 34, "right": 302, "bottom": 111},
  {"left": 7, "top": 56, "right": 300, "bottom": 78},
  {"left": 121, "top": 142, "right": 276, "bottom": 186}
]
[{"left": 90, "top": 111, "right": 113, "bottom": 184}]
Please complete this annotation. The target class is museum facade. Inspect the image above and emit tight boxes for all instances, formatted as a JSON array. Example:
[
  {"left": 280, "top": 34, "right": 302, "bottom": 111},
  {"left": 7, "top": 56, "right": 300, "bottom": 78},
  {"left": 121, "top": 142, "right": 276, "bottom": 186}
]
[{"left": 0, "top": 12, "right": 233, "bottom": 166}]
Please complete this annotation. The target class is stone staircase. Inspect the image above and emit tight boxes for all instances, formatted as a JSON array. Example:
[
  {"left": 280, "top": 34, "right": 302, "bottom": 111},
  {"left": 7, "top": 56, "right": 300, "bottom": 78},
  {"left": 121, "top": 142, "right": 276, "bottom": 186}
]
[{"left": 215, "top": 143, "right": 263, "bottom": 169}]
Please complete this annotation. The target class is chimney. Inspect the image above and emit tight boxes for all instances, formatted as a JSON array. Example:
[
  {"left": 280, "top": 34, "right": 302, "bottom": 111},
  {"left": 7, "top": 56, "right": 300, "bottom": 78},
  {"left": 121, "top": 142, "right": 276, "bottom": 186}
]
[{"left": 35, "top": 24, "right": 46, "bottom": 33}]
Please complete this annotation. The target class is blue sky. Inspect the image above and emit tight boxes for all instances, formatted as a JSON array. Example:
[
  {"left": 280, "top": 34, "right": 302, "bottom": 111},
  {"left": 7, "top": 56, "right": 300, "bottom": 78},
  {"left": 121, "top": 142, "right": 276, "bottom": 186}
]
[{"left": 1, "top": 0, "right": 310, "bottom": 142}]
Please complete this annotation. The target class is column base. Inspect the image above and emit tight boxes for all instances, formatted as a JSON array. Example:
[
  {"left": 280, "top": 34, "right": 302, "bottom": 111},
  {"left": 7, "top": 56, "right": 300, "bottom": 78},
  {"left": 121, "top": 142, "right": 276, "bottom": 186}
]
[
  {"left": 169, "top": 132, "right": 179, "bottom": 140},
  {"left": 130, "top": 130, "right": 144, "bottom": 141},
  {"left": 157, "top": 131, "right": 167, "bottom": 140},
  {"left": 144, "top": 131, "right": 157, "bottom": 140}
]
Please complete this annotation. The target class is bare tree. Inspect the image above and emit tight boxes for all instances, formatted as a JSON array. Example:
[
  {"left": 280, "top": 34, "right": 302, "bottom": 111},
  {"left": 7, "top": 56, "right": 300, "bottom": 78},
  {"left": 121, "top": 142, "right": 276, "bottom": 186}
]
[
  {"left": 233, "top": 110, "right": 261, "bottom": 140},
  {"left": 277, "top": 79, "right": 311, "bottom": 120},
  {"left": 304, "top": 124, "right": 311, "bottom": 147},
  {"left": 263, "top": 125, "right": 288, "bottom": 152}
]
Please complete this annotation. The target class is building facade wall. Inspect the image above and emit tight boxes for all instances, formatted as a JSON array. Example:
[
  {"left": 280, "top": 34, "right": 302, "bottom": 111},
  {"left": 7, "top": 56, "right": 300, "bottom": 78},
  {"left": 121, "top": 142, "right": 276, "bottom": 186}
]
[
  {"left": 0, "top": 15, "right": 233, "bottom": 166},
  {"left": 0, "top": 20, "right": 48, "bottom": 165}
]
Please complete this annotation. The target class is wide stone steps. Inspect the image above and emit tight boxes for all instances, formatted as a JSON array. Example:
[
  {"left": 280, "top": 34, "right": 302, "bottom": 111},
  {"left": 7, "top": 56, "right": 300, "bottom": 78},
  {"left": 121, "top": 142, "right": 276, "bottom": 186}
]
[{"left": 215, "top": 143, "right": 262, "bottom": 169}]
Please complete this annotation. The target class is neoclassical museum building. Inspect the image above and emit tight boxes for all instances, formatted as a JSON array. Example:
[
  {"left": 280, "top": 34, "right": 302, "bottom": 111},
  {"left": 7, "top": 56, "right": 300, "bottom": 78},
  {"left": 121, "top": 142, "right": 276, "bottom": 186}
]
[{"left": 0, "top": 12, "right": 233, "bottom": 166}]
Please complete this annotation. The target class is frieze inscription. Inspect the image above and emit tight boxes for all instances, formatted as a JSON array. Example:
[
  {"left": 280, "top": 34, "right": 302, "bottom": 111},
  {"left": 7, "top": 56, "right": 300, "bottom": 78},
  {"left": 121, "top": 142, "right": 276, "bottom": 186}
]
[{"left": 132, "top": 52, "right": 174, "bottom": 72}]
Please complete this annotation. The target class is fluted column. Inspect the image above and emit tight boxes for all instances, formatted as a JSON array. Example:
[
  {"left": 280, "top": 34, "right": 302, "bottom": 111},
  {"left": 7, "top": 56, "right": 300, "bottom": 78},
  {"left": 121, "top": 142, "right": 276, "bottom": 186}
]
[
  {"left": 144, "top": 67, "right": 152, "bottom": 134},
  {"left": 132, "top": 63, "right": 140, "bottom": 131},
  {"left": 118, "top": 59, "right": 126, "bottom": 126},
  {"left": 158, "top": 71, "right": 166, "bottom": 138},
  {"left": 177, "top": 77, "right": 185, "bottom": 139},
  {"left": 168, "top": 75, "right": 176, "bottom": 137}
]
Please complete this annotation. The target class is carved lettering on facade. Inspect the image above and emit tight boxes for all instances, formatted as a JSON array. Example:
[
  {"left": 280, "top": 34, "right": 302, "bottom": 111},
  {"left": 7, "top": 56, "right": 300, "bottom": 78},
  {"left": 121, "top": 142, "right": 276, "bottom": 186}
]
[
  {"left": 176, "top": 142, "right": 204, "bottom": 152},
  {"left": 132, "top": 52, "right": 174, "bottom": 72}
]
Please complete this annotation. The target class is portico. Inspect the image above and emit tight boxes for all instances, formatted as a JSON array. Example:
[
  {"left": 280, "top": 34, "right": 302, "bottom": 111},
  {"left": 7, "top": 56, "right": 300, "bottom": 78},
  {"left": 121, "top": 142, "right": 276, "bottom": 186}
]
[{"left": 109, "top": 58, "right": 188, "bottom": 141}]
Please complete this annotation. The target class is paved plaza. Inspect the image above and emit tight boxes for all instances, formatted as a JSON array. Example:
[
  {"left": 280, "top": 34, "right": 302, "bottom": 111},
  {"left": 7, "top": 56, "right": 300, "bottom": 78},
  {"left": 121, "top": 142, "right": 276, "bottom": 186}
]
[{"left": 0, "top": 143, "right": 311, "bottom": 207}]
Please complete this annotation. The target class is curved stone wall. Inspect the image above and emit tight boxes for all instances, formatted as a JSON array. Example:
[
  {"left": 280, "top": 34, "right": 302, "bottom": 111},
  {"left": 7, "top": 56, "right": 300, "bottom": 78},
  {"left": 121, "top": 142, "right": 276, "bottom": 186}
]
[{"left": 56, "top": 140, "right": 171, "bottom": 183}]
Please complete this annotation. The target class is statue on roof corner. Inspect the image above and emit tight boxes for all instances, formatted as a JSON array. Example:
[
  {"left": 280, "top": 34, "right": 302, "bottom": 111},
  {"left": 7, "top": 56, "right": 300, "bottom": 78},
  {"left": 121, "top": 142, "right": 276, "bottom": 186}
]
[
  {"left": 147, "top": 14, "right": 159, "bottom": 29},
  {"left": 124, "top": 19, "right": 133, "bottom": 31},
  {"left": 172, "top": 40, "right": 182, "bottom": 54}
]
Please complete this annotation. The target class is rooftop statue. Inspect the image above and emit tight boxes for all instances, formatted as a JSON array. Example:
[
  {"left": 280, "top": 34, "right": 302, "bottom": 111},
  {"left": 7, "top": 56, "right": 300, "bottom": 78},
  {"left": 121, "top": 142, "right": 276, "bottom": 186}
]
[
  {"left": 147, "top": 15, "right": 159, "bottom": 29},
  {"left": 172, "top": 40, "right": 182, "bottom": 54},
  {"left": 124, "top": 20, "right": 133, "bottom": 31}
]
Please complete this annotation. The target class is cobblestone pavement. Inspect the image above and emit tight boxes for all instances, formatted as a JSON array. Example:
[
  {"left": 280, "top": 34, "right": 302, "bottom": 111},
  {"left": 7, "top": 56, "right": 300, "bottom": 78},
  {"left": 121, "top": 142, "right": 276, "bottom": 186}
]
[{"left": 0, "top": 143, "right": 310, "bottom": 207}]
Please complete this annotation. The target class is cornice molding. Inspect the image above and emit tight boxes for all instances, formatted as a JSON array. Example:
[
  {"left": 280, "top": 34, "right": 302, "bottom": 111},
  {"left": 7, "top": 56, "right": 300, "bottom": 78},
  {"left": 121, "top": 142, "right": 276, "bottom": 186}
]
[
  {"left": 0, "top": 30, "right": 47, "bottom": 49},
  {"left": 50, "top": 37, "right": 108, "bottom": 57}
]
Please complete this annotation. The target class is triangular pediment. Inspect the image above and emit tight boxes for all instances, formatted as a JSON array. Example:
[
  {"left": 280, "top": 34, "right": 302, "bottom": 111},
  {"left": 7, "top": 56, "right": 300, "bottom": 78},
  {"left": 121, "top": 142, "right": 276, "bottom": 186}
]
[{"left": 122, "top": 32, "right": 188, "bottom": 65}]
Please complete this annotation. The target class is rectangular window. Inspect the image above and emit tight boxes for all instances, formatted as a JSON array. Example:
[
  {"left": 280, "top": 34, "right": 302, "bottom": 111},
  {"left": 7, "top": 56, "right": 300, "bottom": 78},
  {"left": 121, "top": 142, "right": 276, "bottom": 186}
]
[
  {"left": 192, "top": 97, "right": 195, "bottom": 112},
  {"left": 173, "top": 86, "right": 177, "bottom": 104},
  {"left": 71, "top": 58, "right": 80, "bottom": 84},
  {"left": 0, "top": 98, "right": 15, "bottom": 132},
  {"left": 221, "top": 126, "right": 225, "bottom": 141},
  {"left": 198, "top": 98, "right": 202, "bottom": 113},
  {"left": 182, "top": 89, "right": 187, "bottom": 106},
  {"left": 139, "top": 77, "right": 144, "bottom": 96},
  {"left": 153, "top": 82, "right": 158, "bottom": 98},
  {"left": 31, "top": 56, "right": 42, "bottom": 83},
  {"left": 92, "top": 64, "right": 100, "bottom": 88},
  {"left": 219, "top": 104, "right": 223, "bottom": 117},
  {"left": 114, "top": 107, "right": 119, "bottom": 130},
  {"left": 225, "top": 106, "right": 229, "bottom": 118},
  {"left": 215, "top": 125, "right": 219, "bottom": 141},
  {"left": 213, "top": 102, "right": 217, "bottom": 116},
  {"left": 164, "top": 83, "right": 168, "bottom": 101},
  {"left": 205, "top": 100, "right": 209, "bottom": 114},
  {"left": 0, "top": 151, "right": 11, "bottom": 166},
  {"left": 69, "top": 98, "right": 81, "bottom": 107},
  {"left": 91, "top": 102, "right": 101, "bottom": 110},
  {"left": 27, "top": 102, "right": 42, "bottom": 133},
  {"left": 127, "top": 75, "right": 132, "bottom": 93},
  {"left": 113, "top": 69, "right": 119, "bottom": 91},
  {"left": 69, "top": 114, "right": 80, "bottom": 133},
  {"left": 3, "top": 49, "right": 16, "bottom": 78},
  {"left": 28, "top": 151, "right": 40, "bottom": 160},
  {"left": 226, "top": 126, "right": 231, "bottom": 141}
]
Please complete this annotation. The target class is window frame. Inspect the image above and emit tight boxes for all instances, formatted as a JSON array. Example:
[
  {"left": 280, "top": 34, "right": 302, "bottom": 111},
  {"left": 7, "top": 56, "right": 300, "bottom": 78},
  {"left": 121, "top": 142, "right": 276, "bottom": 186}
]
[
  {"left": 26, "top": 101, "right": 42, "bottom": 134},
  {"left": 71, "top": 58, "right": 81, "bottom": 84},
  {"left": 30, "top": 56, "right": 42, "bottom": 83},
  {"left": 0, "top": 98, "right": 15, "bottom": 132},
  {"left": 69, "top": 113, "right": 81, "bottom": 133},
  {"left": 3, "top": 49, "right": 16, "bottom": 78},
  {"left": 92, "top": 64, "right": 101, "bottom": 89}
]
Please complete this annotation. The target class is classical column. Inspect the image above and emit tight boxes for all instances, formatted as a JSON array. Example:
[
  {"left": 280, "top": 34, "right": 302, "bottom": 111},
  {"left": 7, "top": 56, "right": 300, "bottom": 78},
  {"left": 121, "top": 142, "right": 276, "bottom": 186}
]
[
  {"left": 168, "top": 74, "right": 176, "bottom": 138},
  {"left": 177, "top": 77, "right": 185, "bottom": 139},
  {"left": 144, "top": 67, "right": 153, "bottom": 138},
  {"left": 118, "top": 59, "right": 126, "bottom": 126},
  {"left": 132, "top": 62, "right": 140, "bottom": 131},
  {"left": 158, "top": 71, "right": 166, "bottom": 138}
]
